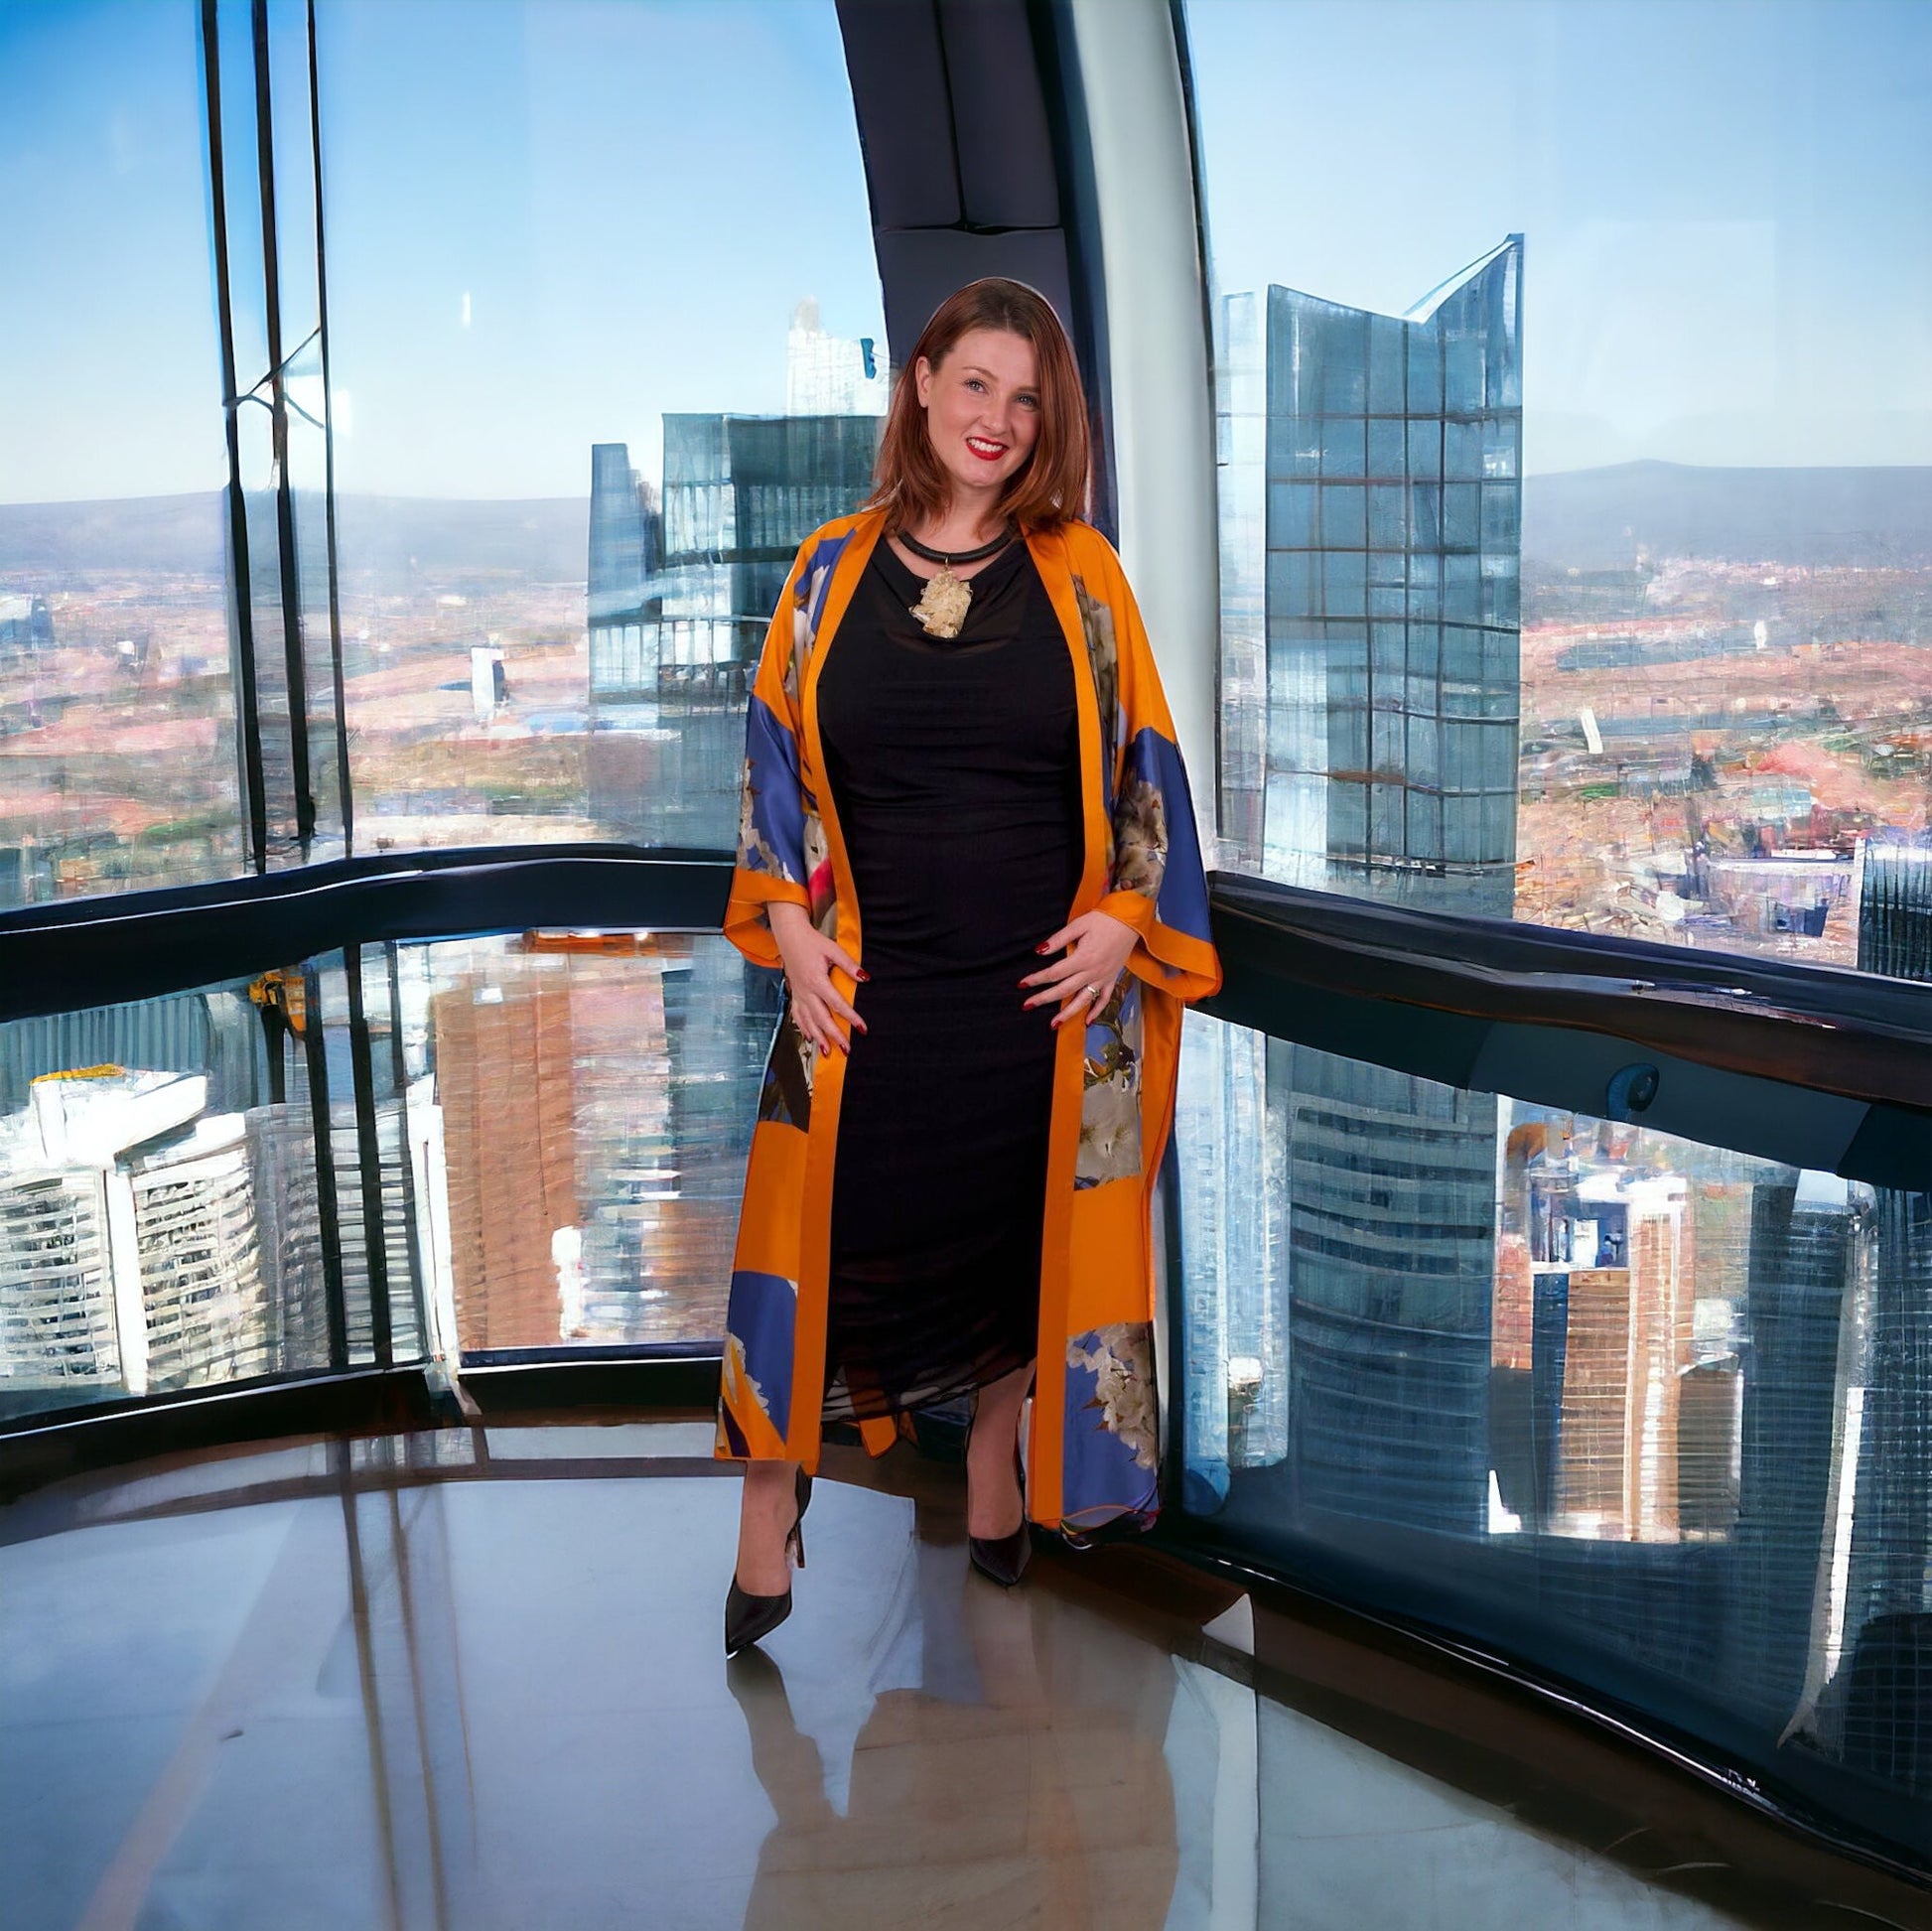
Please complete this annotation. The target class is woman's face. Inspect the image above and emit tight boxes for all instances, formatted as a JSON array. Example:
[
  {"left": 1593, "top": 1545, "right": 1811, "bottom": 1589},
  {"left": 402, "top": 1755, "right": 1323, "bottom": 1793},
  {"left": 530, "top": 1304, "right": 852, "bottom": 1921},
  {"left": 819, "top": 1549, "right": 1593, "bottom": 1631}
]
[{"left": 913, "top": 327, "right": 1041, "bottom": 509}]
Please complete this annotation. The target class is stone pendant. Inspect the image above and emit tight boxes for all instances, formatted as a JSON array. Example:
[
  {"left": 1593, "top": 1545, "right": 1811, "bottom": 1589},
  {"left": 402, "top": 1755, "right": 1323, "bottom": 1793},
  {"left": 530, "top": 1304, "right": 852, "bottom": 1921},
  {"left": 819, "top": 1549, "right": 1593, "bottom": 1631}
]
[{"left": 909, "top": 565, "right": 972, "bottom": 639}]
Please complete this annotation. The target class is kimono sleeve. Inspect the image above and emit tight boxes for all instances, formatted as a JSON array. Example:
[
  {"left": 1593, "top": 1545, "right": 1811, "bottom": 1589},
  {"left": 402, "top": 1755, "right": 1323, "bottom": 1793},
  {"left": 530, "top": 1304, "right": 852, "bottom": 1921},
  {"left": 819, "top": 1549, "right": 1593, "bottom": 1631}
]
[
  {"left": 1088, "top": 546, "right": 1222, "bottom": 1004},
  {"left": 722, "top": 541, "right": 816, "bottom": 971}
]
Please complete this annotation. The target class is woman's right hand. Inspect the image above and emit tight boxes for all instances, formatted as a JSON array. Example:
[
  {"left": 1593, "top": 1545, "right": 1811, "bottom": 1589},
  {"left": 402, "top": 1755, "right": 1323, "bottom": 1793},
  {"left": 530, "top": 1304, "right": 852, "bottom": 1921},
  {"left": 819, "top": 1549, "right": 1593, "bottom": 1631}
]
[{"left": 768, "top": 901, "right": 867, "bottom": 1055}]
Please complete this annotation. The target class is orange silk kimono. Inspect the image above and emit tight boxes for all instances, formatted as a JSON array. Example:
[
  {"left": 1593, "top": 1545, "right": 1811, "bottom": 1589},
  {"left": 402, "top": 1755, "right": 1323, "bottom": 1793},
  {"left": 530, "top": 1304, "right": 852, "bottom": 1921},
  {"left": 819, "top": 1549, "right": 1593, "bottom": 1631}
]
[{"left": 715, "top": 508, "right": 1220, "bottom": 1533}]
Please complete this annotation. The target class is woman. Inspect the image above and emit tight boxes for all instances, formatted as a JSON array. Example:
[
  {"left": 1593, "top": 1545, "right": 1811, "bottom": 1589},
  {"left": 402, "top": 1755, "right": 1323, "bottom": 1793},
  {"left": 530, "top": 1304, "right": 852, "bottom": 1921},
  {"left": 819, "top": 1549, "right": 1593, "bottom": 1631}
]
[{"left": 716, "top": 278, "right": 1219, "bottom": 1656}]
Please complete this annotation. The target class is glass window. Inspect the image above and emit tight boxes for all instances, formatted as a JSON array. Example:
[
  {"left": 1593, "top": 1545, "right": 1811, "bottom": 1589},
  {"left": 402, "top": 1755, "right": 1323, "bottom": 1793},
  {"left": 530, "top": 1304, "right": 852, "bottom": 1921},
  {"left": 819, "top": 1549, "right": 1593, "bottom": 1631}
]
[
  {"left": 0, "top": 922, "right": 770, "bottom": 1418},
  {"left": 1195, "top": 0, "right": 1932, "bottom": 963},
  {"left": 1319, "top": 483, "right": 1366, "bottom": 550},
  {"left": 1, "top": 1, "right": 885, "bottom": 902},
  {"left": 313, "top": 0, "right": 886, "bottom": 856},
  {"left": 0, "top": 1, "right": 244, "bottom": 903},
  {"left": 1174, "top": 1007, "right": 1932, "bottom": 1862},
  {"left": 0, "top": 964, "right": 406, "bottom": 1420},
  {"left": 400, "top": 931, "right": 770, "bottom": 1353}
]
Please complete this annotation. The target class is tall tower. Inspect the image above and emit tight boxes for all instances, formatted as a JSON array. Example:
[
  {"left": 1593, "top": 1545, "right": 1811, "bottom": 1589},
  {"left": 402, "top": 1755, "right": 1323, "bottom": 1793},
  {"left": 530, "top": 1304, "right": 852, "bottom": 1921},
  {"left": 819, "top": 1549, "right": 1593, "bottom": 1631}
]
[
  {"left": 1239, "top": 236, "right": 1523, "bottom": 905},
  {"left": 587, "top": 442, "right": 663, "bottom": 711},
  {"left": 1841, "top": 838, "right": 1932, "bottom": 1790},
  {"left": 1233, "top": 241, "right": 1524, "bottom": 1537},
  {"left": 1732, "top": 1177, "right": 1870, "bottom": 1724},
  {"left": 1857, "top": 838, "right": 1932, "bottom": 982}
]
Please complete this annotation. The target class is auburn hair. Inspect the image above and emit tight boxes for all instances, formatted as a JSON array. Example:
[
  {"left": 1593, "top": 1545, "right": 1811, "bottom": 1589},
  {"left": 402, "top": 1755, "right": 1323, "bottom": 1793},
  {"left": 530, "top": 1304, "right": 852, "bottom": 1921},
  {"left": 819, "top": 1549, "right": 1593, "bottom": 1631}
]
[{"left": 865, "top": 278, "right": 1090, "bottom": 533}]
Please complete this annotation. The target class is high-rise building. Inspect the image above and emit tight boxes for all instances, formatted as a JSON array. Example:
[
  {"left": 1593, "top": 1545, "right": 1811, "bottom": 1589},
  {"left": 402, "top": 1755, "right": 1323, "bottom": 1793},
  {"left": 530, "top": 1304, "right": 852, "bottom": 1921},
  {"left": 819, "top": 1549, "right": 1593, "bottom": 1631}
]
[
  {"left": 785, "top": 298, "right": 887, "bottom": 416},
  {"left": 127, "top": 1124, "right": 272, "bottom": 1392},
  {"left": 1550, "top": 1177, "right": 1689, "bottom": 1542},
  {"left": 0, "top": 1171, "right": 120, "bottom": 1409},
  {"left": 656, "top": 412, "right": 883, "bottom": 671},
  {"left": 1227, "top": 243, "right": 1524, "bottom": 1539},
  {"left": 1221, "top": 236, "right": 1523, "bottom": 908},
  {"left": 1731, "top": 1176, "right": 1871, "bottom": 1724},
  {"left": 426, "top": 943, "right": 747, "bottom": 1350},
  {"left": 1857, "top": 837, "right": 1932, "bottom": 982},
  {"left": 1280, "top": 1045, "right": 1498, "bottom": 1535},
  {"left": 587, "top": 443, "right": 664, "bottom": 708},
  {"left": 1841, "top": 842, "right": 1932, "bottom": 1788},
  {"left": 1839, "top": 1189, "right": 1932, "bottom": 1793},
  {"left": 587, "top": 413, "right": 881, "bottom": 847},
  {"left": 0, "top": 1065, "right": 333, "bottom": 1406},
  {"left": 1173, "top": 1013, "right": 1289, "bottom": 1510}
]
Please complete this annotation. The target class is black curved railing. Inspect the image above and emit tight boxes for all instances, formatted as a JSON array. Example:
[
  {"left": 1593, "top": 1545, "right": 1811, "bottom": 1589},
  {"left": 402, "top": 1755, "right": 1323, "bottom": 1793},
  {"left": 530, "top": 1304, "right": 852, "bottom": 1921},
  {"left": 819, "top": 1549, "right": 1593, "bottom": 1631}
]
[{"left": 8, "top": 844, "right": 1931, "bottom": 1128}]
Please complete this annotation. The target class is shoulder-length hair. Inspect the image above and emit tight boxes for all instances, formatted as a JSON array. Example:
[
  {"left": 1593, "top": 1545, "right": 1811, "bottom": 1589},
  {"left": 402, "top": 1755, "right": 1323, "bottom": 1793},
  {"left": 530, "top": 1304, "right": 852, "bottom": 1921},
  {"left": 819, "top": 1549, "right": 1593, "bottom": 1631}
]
[{"left": 865, "top": 278, "right": 1090, "bottom": 533}]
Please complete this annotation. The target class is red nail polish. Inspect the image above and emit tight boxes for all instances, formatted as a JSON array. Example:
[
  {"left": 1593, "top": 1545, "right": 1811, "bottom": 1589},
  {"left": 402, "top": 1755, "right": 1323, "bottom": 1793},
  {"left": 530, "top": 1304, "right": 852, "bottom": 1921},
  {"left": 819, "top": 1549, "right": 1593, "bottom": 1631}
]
[
  {"left": 1035, "top": 943, "right": 1051, "bottom": 954},
  {"left": 857, "top": 968, "right": 870, "bottom": 981}
]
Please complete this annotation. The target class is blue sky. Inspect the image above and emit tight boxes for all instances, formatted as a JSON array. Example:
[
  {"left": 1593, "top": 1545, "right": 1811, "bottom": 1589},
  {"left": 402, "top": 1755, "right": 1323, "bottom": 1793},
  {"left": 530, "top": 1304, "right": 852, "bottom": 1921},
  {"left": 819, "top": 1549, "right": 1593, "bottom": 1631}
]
[
  {"left": 2, "top": 0, "right": 1928, "bottom": 503},
  {"left": 1191, "top": 0, "right": 1932, "bottom": 471}
]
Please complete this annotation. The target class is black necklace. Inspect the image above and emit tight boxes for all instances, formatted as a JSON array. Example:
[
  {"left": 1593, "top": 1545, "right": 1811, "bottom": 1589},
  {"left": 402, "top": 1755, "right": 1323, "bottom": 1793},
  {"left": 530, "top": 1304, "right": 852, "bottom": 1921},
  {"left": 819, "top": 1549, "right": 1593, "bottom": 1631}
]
[
  {"left": 897, "top": 524, "right": 1016, "bottom": 567},
  {"left": 895, "top": 524, "right": 1018, "bottom": 638}
]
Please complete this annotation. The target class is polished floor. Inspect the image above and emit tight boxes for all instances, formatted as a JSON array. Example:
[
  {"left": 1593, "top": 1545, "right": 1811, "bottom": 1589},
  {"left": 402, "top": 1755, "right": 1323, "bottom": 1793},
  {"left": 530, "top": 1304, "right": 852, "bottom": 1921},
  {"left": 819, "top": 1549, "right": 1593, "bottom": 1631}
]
[{"left": 1, "top": 1421, "right": 1925, "bottom": 1930}]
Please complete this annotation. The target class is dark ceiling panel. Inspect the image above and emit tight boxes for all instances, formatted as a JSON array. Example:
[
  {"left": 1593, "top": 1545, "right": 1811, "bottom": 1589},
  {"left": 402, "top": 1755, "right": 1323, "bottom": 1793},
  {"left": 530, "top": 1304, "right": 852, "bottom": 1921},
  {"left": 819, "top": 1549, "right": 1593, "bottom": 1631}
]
[
  {"left": 875, "top": 227, "right": 1073, "bottom": 358},
  {"left": 836, "top": 0, "right": 961, "bottom": 231},
  {"left": 937, "top": 0, "right": 1060, "bottom": 230},
  {"left": 836, "top": 0, "right": 1115, "bottom": 537}
]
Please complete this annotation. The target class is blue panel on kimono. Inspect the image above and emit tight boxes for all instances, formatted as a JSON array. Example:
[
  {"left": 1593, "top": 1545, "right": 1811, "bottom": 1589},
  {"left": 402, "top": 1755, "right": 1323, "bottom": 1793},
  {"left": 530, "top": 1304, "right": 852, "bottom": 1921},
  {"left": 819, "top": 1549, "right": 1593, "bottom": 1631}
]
[
  {"left": 1123, "top": 726, "right": 1212, "bottom": 943},
  {"left": 1083, "top": 973, "right": 1141, "bottom": 1062},
  {"left": 1061, "top": 1326, "right": 1161, "bottom": 1528},
  {"left": 727, "top": 1268, "right": 797, "bottom": 1438},
  {"left": 800, "top": 529, "right": 853, "bottom": 630},
  {"left": 1077, "top": 979, "right": 1142, "bottom": 1191},
  {"left": 744, "top": 694, "right": 806, "bottom": 881},
  {"left": 757, "top": 1019, "right": 812, "bottom": 1131}
]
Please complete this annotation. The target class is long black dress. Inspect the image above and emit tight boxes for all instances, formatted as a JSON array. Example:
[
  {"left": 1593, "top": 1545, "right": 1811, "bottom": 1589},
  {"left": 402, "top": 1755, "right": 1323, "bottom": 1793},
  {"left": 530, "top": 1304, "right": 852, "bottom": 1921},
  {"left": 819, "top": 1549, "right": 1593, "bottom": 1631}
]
[{"left": 814, "top": 535, "right": 1084, "bottom": 1423}]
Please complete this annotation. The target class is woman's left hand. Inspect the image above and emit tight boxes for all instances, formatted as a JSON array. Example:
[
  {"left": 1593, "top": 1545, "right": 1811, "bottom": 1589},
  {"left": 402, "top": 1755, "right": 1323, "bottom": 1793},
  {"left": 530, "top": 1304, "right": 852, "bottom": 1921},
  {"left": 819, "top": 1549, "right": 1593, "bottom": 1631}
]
[{"left": 1022, "top": 909, "right": 1140, "bottom": 1028}]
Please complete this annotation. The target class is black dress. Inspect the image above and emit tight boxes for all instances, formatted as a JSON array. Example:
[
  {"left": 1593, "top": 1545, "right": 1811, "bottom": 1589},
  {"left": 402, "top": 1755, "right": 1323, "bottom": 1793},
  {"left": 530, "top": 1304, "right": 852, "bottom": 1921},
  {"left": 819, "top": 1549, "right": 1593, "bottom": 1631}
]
[{"left": 815, "top": 535, "right": 1084, "bottom": 1422}]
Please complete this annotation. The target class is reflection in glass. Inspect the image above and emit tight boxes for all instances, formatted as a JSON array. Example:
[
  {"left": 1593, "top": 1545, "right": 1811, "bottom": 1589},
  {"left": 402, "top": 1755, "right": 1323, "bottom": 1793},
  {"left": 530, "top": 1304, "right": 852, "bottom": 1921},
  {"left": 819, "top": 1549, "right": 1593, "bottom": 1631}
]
[
  {"left": 1175, "top": 1010, "right": 1932, "bottom": 1842},
  {"left": 404, "top": 932, "right": 775, "bottom": 1351},
  {"left": 0, "top": 975, "right": 340, "bottom": 1418}
]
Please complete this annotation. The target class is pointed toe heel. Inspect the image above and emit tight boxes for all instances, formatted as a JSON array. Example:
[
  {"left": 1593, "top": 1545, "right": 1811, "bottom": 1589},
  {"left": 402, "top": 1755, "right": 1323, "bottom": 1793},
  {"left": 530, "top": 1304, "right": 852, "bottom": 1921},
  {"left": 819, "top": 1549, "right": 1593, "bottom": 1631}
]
[
  {"left": 965, "top": 1405, "right": 1032, "bottom": 1587},
  {"left": 724, "top": 1577, "right": 794, "bottom": 1657},
  {"left": 724, "top": 1466, "right": 814, "bottom": 1658},
  {"left": 969, "top": 1523, "right": 1032, "bottom": 1588}
]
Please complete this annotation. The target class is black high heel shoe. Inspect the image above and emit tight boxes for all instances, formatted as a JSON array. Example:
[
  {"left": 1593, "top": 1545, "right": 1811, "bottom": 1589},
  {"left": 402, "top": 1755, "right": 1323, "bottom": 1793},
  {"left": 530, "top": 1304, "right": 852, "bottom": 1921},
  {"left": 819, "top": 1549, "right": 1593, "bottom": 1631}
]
[
  {"left": 967, "top": 1410, "right": 1032, "bottom": 1588},
  {"left": 724, "top": 1464, "right": 812, "bottom": 1658}
]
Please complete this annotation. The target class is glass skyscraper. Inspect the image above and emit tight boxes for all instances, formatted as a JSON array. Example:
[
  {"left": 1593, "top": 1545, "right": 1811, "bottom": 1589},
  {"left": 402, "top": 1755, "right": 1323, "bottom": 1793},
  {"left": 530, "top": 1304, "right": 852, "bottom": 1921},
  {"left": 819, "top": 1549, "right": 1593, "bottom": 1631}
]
[
  {"left": 588, "top": 443, "right": 664, "bottom": 707},
  {"left": 585, "top": 415, "right": 882, "bottom": 850},
  {"left": 1222, "top": 236, "right": 1523, "bottom": 911},
  {"left": 1207, "top": 241, "right": 1525, "bottom": 1538},
  {"left": 656, "top": 413, "right": 882, "bottom": 675}
]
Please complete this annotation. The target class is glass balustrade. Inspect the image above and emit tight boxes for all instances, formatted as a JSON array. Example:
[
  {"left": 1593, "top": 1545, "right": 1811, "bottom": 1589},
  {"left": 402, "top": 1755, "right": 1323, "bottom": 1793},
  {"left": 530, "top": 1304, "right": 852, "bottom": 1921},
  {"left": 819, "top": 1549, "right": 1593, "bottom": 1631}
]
[{"left": 1174, "top": 1004, "right": 1932, "bottom": 1861}]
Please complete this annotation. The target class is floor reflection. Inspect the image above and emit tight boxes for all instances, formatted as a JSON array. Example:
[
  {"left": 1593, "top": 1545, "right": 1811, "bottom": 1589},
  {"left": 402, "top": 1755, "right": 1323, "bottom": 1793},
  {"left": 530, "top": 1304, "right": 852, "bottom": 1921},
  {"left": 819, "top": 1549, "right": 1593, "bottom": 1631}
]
[
  {"left": 2, "top": 1428, "right": 1924, "bottom": 1931},
  {"left": 727, "top": 1546, "right": 1179, "bottom": 1929}
]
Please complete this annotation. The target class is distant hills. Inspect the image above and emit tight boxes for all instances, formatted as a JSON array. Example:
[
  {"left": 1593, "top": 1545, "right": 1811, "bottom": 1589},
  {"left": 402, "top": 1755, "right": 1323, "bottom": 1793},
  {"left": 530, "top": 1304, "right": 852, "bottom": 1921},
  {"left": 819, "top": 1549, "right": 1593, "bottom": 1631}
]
[
  {"left": 0, "top": 491, "right": 590, "bottom": 584},
  {"left": 3, "top": 462, "right": 1930, "bottom": 584},
  {"left": 1522, "top": 461, "right": 1932, "bottom": 570}
]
